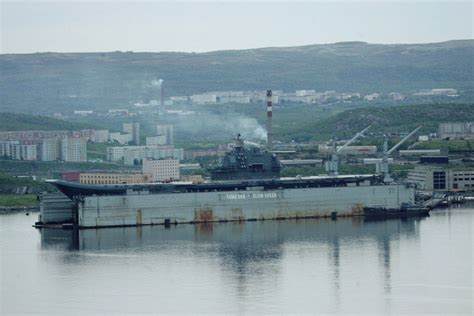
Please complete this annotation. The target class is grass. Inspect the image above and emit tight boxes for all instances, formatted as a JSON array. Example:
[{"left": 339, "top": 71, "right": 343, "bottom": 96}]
[
  {"left": 412, "top": 139, "right": 473, "bottom": 151},
  {"left": 0, "top": 194, "right": 38, "bottom": 207}
]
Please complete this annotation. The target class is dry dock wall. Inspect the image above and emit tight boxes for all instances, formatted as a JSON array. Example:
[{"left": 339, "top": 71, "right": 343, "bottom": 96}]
[
  {"left": 39, "top": 192, "right": 74, "bottom": 223},
  {"left": 77, "top": 184, "right": 414, "bottom": 228}
]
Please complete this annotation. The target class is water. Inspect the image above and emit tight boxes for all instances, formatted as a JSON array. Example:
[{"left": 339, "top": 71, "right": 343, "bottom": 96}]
[{"left": 1, "top": 206, "right": 472, "bottom": 314}]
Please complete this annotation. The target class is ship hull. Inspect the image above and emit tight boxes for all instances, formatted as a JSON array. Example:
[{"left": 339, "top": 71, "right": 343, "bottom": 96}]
[{"left": 75, "top": 184, "right": 415, "bottom": 228}]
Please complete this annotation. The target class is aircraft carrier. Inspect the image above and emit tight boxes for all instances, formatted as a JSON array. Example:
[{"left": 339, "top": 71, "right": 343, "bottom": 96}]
[{"left": 36, "top": 90, "right": 425, "bottom": 228}]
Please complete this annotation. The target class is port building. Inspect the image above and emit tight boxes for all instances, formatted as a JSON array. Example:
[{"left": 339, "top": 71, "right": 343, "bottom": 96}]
[
  {"left": 407, "top": 165, "right": 474, "bottom": 191},
  {"left": 439, "top": 123, "right": 474, "bottom": 139}
]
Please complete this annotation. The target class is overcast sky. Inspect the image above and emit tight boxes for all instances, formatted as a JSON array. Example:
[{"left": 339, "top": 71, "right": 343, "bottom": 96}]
[{"left": 1, "top": 1, "right": 472, "bottom": 54}]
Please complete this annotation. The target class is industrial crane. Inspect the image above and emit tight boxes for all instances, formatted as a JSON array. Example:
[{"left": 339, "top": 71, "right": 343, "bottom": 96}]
[
  {"left": 378, "top": 126, "right": 422, "bottom": 183},
  {"left": 325, "top": 125, "right": 371, "bottom": 176}
]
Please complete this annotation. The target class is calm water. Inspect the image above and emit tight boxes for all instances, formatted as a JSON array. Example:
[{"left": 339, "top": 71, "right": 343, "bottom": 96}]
[{"left": 1, "top": 206, "right": 472, "bottom": 314}]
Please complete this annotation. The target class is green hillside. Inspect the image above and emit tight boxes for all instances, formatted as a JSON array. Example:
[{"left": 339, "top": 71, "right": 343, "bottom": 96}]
[
  {"left": 287, "top": 103, "right": 474, "bottom": 141},
  {"left": 1, "top": 40, "right": 472, "bottom": 114},
  {"left": 0, "top": 113, "right": 97, "bottom": 131}
]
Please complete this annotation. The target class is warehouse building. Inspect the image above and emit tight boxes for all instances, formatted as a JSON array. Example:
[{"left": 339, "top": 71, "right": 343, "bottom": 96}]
[
  {"left": 407, "top": 165, "right": 474, "bottom": 191},
  {"left": 439, "top": 122, "right": 474, "bottom": 139}
]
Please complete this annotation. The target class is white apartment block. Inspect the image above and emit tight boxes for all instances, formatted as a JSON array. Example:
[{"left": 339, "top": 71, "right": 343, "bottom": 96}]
[
  {"left": 142, "top": 158, "right": 180, "bottom": 182},
  {"left": 431, "top": 88, "right": 457, "bottom": 95},
  {"left": 0, "top": 141, "right": 20, "bottom": 157},
  {"left": 40, "top": 138, "right": 60, "bottom": 161},
  {"left": 146, "top": 135, "right": 167, "bottom": 146},
  {"left": 61, "top": 137, "right": 87, "bottom": 162},
  {"left": 11, "top": 144, "right": 38, "bottom": 160},
  {"left": 364, "top": 93, "right": 380, "bottom": 101},
  {"left": 107, "top": 146, "right": 126, "bottom": 162},
  {"left": 109, "top": 132, "right": 133, "bottom": 145},
  {"left": 123, "top": 147, "right": 184, "bottom": 166},
  {"left": 219, "top": 96, "right": 251, "bottom": 104},
  {"left": 295, "top": 90, "right": 316, "bottom": 97},
  {"left": 93, "top": 130, "right": 110, "bottom": 143},
  {"left": 191, "top": 94, "right": 218, "bottom": 104},
  {"left": 123, "top": 123, "right": 140, "bottom": 145},
  {"left": 106, "top": 145, "right": 184, "bottom": 165},
  {"left": 156, "top": 124, "right": 174, "bottom": 145}
]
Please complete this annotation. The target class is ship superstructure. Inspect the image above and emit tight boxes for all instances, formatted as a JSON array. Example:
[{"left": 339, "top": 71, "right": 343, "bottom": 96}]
[{"left": 210, "top": 134, "right": 281, "bottom": 181}]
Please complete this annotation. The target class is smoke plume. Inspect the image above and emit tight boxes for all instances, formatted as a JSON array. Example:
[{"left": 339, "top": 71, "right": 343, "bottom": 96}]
[
  {"left": 172, "top": 110, "right": 267, "bottom": 143},
  {"left": 151, "top": 79, "right": 164, "bottom": 88}
]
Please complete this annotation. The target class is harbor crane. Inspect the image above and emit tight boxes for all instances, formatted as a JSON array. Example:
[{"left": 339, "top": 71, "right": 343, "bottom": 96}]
[
  {"left": 326, "top": 125, "right": 371, "bottom": 176},
  {"left": 378, "top": 126, "right": 422, "bottom": 183}
]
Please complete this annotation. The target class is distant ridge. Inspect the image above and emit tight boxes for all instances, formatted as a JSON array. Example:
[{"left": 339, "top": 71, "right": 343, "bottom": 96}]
[{"left": 1, "top": 39, "right": 472, "bottom": 113}]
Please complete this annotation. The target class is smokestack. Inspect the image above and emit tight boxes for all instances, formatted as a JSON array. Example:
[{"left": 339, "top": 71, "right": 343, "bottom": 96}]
[
  {"left": 266, "top": 90, "right": 273, "bottom": 150},
  {"left": 160, "top": 81, "right": 164, "bottom": 106}
]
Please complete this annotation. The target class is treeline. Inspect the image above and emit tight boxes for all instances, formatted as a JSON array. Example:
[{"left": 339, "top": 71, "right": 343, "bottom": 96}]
[
  {"left": 284, "top": 103, "right": 474, "bottom": 142},
  {"left": 0, "top": 112, "right": 97, "bottom": 131},
  {"left": 0, "top": 172, "right": 54, "bottom": 193}
]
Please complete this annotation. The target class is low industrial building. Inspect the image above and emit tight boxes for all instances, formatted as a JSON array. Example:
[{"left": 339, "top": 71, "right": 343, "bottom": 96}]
[
  {"left": 280, "top": 159, "right": 322, "bottom": 166},
  {"left": 179, "top": 174, "right": 204, "bottom": 183},
  {"left": 318, "top": 145, "right": 377, "bottom": 155},
  {"left": 439, "top": 122, "right": 474, "bottom": 139},
  {"left": 407, "top": 165, "right": 474, "bottom": 191},
  {"left": 399, "top": 149, "right": 441, "bottom": 156},
  {"left": 80, "top": 172, "right": 150, "bottom": 184}
]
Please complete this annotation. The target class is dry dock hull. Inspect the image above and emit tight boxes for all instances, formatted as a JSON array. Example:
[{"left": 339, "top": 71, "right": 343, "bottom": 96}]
[{"left": 76, "top": 184, "right": 414, "bottom": 228}]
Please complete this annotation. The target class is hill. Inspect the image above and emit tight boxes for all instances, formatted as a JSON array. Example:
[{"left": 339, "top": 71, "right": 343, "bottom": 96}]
[
  {"left": 290, "top": 103, "right": 474, "bottom": 141},
  {"left": 0, "top": 113, "right": 97, "bottom": 131},
  {"left": 1, "top": 40, "right": 473, "bottom": 113}
]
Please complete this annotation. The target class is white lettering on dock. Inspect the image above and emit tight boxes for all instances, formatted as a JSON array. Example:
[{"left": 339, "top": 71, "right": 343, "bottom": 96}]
[{"left": 225, "top": 192, "right": 277, "bottom": 200}]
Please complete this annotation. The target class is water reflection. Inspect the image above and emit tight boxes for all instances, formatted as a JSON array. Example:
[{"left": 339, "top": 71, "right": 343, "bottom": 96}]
[
  {"left": 40, "top": 216, "right": 425, "bottom": 300},
  {"left": 41, "top": 217, "right": 424, "bottom": 251},
  {"left": 4, "top": 207, "right": 471, "bottom": 314}
]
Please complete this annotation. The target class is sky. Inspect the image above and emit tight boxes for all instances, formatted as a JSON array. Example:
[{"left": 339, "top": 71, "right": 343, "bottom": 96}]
[{"left": 1, "top": 1, "right": 472, "bottom": 54}]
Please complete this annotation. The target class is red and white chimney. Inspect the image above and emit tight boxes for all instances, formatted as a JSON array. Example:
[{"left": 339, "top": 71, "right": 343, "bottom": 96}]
[{"left": 266, "top": 90, "right": 273, "bottom": 150}]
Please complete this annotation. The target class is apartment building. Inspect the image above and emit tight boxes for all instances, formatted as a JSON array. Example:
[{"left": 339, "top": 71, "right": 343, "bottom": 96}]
[{"left": 142, "top": 158, "right": 180, "bottom": 182}]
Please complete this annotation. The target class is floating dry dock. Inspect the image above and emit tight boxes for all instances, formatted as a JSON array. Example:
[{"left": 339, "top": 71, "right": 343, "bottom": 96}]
[{"left": 36, "top": 174, "right": 420, "bottom": 229}]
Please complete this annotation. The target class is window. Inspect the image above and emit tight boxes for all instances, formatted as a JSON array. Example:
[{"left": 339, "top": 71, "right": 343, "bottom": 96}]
[{"left": 433, "top": 171, "right": 446, "bottom": 190}]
